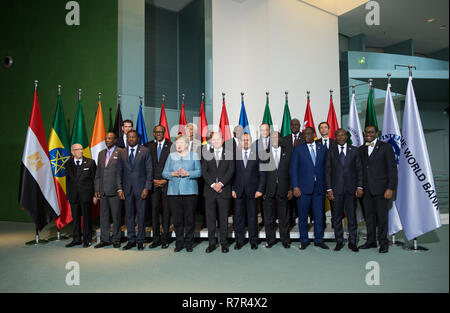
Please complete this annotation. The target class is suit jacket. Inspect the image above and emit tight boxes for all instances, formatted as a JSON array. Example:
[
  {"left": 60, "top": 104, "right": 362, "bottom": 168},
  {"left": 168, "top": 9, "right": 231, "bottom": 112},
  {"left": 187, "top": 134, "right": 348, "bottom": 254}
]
[
  {"left": 95, "top": 147, "right": 122, "bottom": 196},
  {"left": 290, "top": 142, "right": 327, "bottom": 195},
  {"left": 282, "top": 132, "right": 305, "bottom": 154},
  {"left": 116, "top": 134, "right": 127, "bottom": 149},
  {"left": 264, "top": 146, "right": 291, "bottom": 198},
  {"left": 359, "top": 140, "right": 398, "bottom": 196},
  {"left": 325, "top": 144, "right": 363, "bottom": 195},
  {"left": 316, "top": 137, "right": 337, "bottom": 151},
  {"left": 202, "top": 148, "right": 235, "bottom": 198},
  {"left": 255, "top": 137, "right": 271, "bottom": 163},
  {"left": 146, "top": 140, "right": 173, "bottom": 184},
  {"left": 116, "top": 145, "right": 153, "bottom": 196},
  {"left": 66, "top": 157, "right": 96, "bottom": 203},
  {"left": 232, "top": 148, "right": 266, "bottom": 198},
  {"left": 188, "top": 139, "right": 202, "bottom": 157},
  {"left": 223, "top": 138, "right": 238, "bottom": 161}
]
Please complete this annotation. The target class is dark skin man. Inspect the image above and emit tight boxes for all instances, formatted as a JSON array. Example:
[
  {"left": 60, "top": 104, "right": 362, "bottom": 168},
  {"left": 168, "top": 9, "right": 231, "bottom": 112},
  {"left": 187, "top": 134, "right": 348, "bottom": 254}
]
[
  {"left": 153, "top": 125, "right": 168, "bottom": 188},
  {"left": 117, "top": 131, "right": 149, "bottom": 201},
  {"left": 364, "top": 126, "right": 393, "bottom": 200},
  {"left": 95, "top": 132, "right": 117, "bottom": 200},
  {"left": 326, "top": 128, "right": 364, "bottom": 202},
  {"left": 292, "top": 127, "right": 315, "bottom": 198}
]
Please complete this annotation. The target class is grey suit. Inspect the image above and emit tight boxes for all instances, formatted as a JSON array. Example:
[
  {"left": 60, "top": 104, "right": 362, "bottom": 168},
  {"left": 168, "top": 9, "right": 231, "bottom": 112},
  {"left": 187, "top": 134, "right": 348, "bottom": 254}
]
[
  {"left": 117, "top": 145, "right": 153, "bottom": 244},
  {"left": 95, "top": 146, "right": 123, "bottom": 244}
]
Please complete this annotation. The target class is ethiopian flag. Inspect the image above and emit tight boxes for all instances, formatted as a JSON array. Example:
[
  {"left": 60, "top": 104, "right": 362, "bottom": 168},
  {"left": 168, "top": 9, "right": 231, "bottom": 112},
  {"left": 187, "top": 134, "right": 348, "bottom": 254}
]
[
  {"left": 48, "top": 87, "right": 72, "bottom": 230},
  {"left": 71, "top": 91, "right": 91, "bottom": 158}
]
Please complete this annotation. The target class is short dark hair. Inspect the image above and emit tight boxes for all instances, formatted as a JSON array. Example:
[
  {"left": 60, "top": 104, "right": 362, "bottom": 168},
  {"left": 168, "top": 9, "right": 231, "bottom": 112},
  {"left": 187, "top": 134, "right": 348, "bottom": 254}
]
[
  {"left": 153, "top": 125, "right": 165, "bottom": 132},
  {"left": 304, "top": 126, "right": 315, "bottom": 133},
  {"left": 127, "top": 130, "right": 139, "bottom": 137},
  {"left": 318, "top": 122, "right": 329, "bottom": 129},
  {"left": 365, "top": 125, "right": 378, "bottom": 132},
  {"left": 122, "top": 120, "right": 133, "bottom": 127},
  {"left": 106, "top": 132, "right": 117, "bottom": 138}
]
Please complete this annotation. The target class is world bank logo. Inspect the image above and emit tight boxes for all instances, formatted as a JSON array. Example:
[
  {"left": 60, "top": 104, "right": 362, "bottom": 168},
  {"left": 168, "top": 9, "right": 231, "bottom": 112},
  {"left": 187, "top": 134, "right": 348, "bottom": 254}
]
[
  {"left": 382, "top": 134, "right": 401, "bottom": 165},
  {"left": 50, "top": 148, "right": 71, "bottom": 177}
]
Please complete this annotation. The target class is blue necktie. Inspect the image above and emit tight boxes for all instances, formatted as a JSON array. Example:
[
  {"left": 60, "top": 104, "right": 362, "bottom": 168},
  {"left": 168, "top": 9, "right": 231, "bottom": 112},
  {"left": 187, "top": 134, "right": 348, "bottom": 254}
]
[
  {"left": 244, "top": 151, "right": 248, "bottom": 168},
  {"left": 157, "top": 143, "right": 162, "bottom": 162},
  {"left": 309, "top": 144, "right": 316, "bottom": 166},
  {"left": 129, "top": 148, "right": 135, "bottom": 167},
  {"left": 339, "top": 146, "right": 346, "bottom": 166}
]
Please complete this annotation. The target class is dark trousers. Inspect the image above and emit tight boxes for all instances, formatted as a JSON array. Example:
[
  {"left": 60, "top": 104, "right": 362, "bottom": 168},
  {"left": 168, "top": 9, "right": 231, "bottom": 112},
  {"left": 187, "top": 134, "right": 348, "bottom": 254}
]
[
  {"left": 151, "top": 187, "right": 170, "bottom": 244},
  {"left": 264, "top": 193, "right": 290, "bottom": 245},
  {"left": 331, "top": 194, "right": 358, "bottom": 245},
  {"left": 99, "top": 195, "right": 122, "bottom": 244},
  {"left": 288, "top": 198, "right": 298, "bottom": 226},
  {"left": 125, "top": 194, "right": 147, "bottom": 244},
  {"left": 205, "top": 197, "right": 230, "bottom": 247},
  {"left": 297, "top": 186, "right": 324, "bottom": 244},
  {"left": 362, "top": 193, "right": 389, "bottom": 247},
  {"left": 70, "top": 201, "right": 93, "bottom": 244},
  {"left": 169, "top": 195, "right": 197, "bottom": 249},
  {"left": 234, "top": 194, "right": 259, "bottom": 245}
]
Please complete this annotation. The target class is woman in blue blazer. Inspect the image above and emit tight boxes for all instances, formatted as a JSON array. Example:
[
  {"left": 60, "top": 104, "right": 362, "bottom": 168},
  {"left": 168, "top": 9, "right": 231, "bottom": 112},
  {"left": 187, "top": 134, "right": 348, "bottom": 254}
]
[{"left": 163, "top": 134, "right": 201, "bottom": 252}]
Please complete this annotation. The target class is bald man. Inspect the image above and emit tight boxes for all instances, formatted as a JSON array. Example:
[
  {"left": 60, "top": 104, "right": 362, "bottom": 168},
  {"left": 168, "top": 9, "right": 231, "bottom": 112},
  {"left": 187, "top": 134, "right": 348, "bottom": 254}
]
[{"left": 65, "top": 143, "right": 97, "bottom": 248}]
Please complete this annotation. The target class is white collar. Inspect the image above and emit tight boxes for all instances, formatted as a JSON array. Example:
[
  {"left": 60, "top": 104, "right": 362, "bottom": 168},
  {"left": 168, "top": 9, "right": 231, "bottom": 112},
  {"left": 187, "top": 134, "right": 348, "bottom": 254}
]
[
  {"left": 338, "top": 143, "right": 347, "bottom": 149},
  {"left": 369, "top": 138, "right": 378, "bottom": 146},
  {"left": 157, "top": 139, "right": 165, "bottom": 146}
]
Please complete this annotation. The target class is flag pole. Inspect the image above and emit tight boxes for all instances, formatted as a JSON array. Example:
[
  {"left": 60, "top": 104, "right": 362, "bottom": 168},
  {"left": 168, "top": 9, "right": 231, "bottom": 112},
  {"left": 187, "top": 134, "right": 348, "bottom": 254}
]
[{"left": 25, "top": 80, "right": 49, "bottom": 245}]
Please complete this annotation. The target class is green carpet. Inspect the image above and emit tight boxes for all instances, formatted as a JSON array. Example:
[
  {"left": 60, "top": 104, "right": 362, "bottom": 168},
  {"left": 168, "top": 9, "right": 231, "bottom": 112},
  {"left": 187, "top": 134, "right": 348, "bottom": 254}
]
[{"left": 0, "top": 221, "right": 448, "bottom": 293}]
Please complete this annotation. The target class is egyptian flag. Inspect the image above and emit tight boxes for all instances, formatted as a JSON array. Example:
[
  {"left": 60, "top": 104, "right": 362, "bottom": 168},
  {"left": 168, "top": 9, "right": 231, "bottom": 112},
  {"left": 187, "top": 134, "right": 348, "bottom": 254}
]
[
  {"left": 197, "top": 94, "right": 209, "bottom": 145},
  {"left": 19, "top": 85, "right": 60, "bottom": 231}
]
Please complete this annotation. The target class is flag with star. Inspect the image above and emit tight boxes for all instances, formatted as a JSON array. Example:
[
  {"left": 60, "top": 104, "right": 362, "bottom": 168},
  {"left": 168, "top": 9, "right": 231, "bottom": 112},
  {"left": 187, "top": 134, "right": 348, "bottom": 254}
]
[{"left": 48, "top": 89, "right": 72, "bottom": 230}]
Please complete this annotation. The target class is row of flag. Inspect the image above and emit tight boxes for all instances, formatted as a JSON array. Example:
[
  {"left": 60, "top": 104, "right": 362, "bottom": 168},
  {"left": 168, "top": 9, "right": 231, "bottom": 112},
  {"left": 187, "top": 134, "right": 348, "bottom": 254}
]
[{"left": 19, "top": 78, "right": 441, "bottom": 242}]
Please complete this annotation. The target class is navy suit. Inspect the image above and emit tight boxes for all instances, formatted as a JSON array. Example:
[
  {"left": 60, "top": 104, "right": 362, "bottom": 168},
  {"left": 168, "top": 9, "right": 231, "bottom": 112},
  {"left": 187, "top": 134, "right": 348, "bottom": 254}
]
[
  {"left": 290, "top": 142, "right": 327, "bottom": 243},
  {"left": 232, "top": 147, "right": 266, "bottom": 245},
  {"left": 117, "top": 145, "right": 153, "bottom": 244}
]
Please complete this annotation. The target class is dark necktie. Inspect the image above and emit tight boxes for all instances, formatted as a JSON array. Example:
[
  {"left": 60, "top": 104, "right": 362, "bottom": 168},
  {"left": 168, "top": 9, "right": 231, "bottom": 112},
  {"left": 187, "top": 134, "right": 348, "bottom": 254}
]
[
  {"left": 324, "top": 139, "right": 328, "bottom": 150},
  {"left": 294, "top": 134, "right": 298, "bottom": 147},
  {"left": 129, "top": 148, "right": 135, "bottom": 167},
  {"left": 76, "top": 160, "right": 80, "bottom": 166},
  {"left": 157, "top": 143, "right": 162, "bottom": 162},
  {"left": 339, "top": 146, "right": 346, "bottom": 166}
]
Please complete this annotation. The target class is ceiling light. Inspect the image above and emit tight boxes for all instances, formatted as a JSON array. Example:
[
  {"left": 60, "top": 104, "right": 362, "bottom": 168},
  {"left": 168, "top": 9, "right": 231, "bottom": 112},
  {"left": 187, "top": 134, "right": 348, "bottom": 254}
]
[
  {"left": 427, "top": 18, "right": 435, "bottom": 23},
  {"left": 440, "top": 25, "right": 447, "bottom": 30}
]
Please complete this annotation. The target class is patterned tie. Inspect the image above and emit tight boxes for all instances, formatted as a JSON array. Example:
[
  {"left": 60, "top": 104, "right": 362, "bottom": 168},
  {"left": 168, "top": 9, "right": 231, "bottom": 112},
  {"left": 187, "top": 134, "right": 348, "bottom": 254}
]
[
  {"left": 309, "top": 144, "right": 316, "bottom": 166},
  {"left": 157, "top": 143, "right": 162, "bottom": 162},
  {"left": 339, "top": 146, "right": 346, "bottom": 166},
  {"left": 244, "top": 151, "right": 248, "bottom": 168},
  {"left": 129, "top": 148, "right": 135, "bottom": 167},
  {"left": 105, "top": 150, "right": 111, "bottom": 167}
]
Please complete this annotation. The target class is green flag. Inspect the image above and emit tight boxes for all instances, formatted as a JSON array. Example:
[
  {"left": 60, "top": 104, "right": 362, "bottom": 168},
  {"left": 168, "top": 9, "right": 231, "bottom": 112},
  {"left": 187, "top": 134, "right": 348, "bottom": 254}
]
[
  {"left": 262, "top": 94, "right": 273, "bottom": 126},
  {"left": 364, "top": 87, "right": 378, "bottom": 130},
  {"left": 71, "top": 94, "right": 91, "bottom": 158},
  {"left": 281, "top": 96, "right": 292, "bottom": 137}
]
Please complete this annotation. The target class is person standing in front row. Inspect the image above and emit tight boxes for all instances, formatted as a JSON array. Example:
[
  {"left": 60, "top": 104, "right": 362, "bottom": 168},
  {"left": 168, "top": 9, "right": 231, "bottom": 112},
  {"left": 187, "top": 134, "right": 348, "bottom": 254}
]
[
  {"left": 232, "top": 133, "right": 266, "bottom": 250},
  {"left": 146, "top": 125, "right": 173, "bottom": 249},
  {"left": 117, "top": 130, "right": 153, "bottom": 251},
  {"left": 263, "top": 131, "right": 293, "bottom": 249},
  {"left": 358, "top": 125, "right": 397, "bottom": 253},
  {"left": 94, "top": 132, "right": 123, "bottom": 249},
  {"left": 65, "top": 143, "right": 96, "bottom": 248},
  {"left": 325, "top": 128, "right": 363, "bottom": 252},
  {"left": 290, "top": 127, "right": 329, "bottom": 250},
  {"left": 202, "top": 131, "right": 235, "bottom": 254},
  {"left": 163, "top": 134, "right": 201, "bottom": 252}
]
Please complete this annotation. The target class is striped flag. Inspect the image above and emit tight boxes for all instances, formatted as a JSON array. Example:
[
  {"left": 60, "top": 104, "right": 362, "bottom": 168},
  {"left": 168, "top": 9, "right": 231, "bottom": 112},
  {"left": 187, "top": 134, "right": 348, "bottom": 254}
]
[
  {"left": 48, "top": 86, "right": 72, "bottom": 230},
  {"left": 90, "top": 94, "right": 106, "bottom": 164},
  {"left": 19, "top": 83, "right": 60, "bottom": 231}
]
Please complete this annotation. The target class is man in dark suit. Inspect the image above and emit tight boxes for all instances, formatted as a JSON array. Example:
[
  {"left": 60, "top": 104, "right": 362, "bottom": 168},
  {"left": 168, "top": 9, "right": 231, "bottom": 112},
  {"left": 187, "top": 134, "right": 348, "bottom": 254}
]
[
  {"left": 94, "top": 133, "right": 123, "bottom": 249},
  {"left": 316, "top": 122, "right": 337, "bottom": 151},
  {"left": 290, "top": 127, "right": 329, "bottom": 250},
  {"left": 281, "top": 118, "right": 304, "bottom": 227},
  {"left": 325, "top": 128, "right": 363, "bottom": 252},
  {"left": 117, "top": 130, "right": 153, "bottom": 250},
  {"left": 202, "top": 131, "right": 235, "bottom": 253},
  {"left": 255, "top": 123, "right": 271, "bottom": 227},
  {"left": 358, "top": 125, "right": 397, "bottom": 253},
  {"left": 232, "top": 133, "right": 266, "bottom": 250},
  {"left": 116, "top": 120, "right": 133, "bottom": 149},
  {"left": 65, "top": 143, "right": 97, "bottom": 248},
  {"left": 146, "top": 125, "right": 172, "bottom": 249},
  {"left": 263, "top": 131, "right": 292, "bottom": 249}
]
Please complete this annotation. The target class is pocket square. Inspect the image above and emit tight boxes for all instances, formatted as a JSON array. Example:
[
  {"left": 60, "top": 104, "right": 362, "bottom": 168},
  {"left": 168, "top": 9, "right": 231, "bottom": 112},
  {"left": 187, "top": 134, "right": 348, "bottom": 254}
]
[{"left": 83, "top": 168, "right": 89, "bottom": 171}]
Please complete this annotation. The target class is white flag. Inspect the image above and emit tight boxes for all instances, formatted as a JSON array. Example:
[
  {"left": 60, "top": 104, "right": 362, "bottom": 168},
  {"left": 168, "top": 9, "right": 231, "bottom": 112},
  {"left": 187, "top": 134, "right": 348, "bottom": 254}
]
[
  {"left": 381, "top": 83, "right": 403, "bottom": 235},
  {"left": 346, "top": 92, "right": 364, "bottom": 147},
  {"left": 396, "top": 77, "right": 441, "bottom": 240}
]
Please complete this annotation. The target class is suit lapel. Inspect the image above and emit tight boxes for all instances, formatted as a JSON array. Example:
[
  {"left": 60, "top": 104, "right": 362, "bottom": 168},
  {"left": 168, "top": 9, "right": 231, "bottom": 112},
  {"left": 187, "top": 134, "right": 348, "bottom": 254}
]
[{"left": 369, "top": 141, "right": 381, "bottom": 160}]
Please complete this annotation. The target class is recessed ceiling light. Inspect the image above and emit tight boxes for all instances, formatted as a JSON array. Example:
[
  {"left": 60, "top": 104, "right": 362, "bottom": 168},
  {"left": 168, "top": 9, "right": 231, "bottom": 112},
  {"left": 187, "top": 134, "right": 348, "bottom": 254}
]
[
  {"left": 440, "top": 25, "right": 447, "bottom": 30},
  {"left": 427, "top": 18, "right": 435, "bottom": 23}
]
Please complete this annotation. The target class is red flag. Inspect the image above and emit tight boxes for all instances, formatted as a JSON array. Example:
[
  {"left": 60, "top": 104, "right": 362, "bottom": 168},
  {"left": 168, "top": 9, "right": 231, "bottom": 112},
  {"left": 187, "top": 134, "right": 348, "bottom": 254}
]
[
  {"left": 303, "top": 96, "right": 317, "bottom": 138},
  {"left": 159, "top": 102, "right": 171, "bottom": 141},
  {"left": 327, "top": 94, "right": 339, "bottom": 139},
  {"left": 219, "top": 96, "right": 231, "bottom": 142},
  {"left": 197, "top": 98, "right": 209, "bottom": 145},
  {"left": 178, "top": 99, "right": 187, "bottom": 135}
]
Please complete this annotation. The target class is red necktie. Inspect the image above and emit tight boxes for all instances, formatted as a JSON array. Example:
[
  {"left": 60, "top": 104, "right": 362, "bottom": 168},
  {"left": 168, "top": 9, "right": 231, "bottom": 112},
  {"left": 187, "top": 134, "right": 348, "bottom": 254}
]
[{"left": 294, "top": 134, "right": 298, "bottom": 147}]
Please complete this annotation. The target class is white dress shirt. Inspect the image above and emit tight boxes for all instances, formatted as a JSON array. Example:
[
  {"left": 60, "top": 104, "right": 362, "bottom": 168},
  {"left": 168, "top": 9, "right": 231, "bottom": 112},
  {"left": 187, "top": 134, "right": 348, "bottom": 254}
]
[
  {"left": 211, "top": 148, "right": 224, "bottom": 188},
  {"left": 128, "top": 145, "right": 137, "bottom": 158},
  {"left": 271, "top": 146, "right": 281, "bottom": 168},
  {"left": 123, "top": 134, "right": 128, "bottom": 148},
  {"left": 338, "top": 143, "right": 347, "bottom": 156},
  {"left": 322, "top": 137, "right": 330, "bottom": 150},
  {"left": 368, "top": 138, "right": 378, "bottom": 156}
]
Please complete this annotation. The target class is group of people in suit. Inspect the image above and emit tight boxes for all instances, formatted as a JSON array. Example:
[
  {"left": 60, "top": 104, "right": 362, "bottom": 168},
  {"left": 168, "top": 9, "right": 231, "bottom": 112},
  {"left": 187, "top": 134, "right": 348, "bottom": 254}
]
[{"left": 64, "top": 117, "right": 397, "bottom": 254}]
